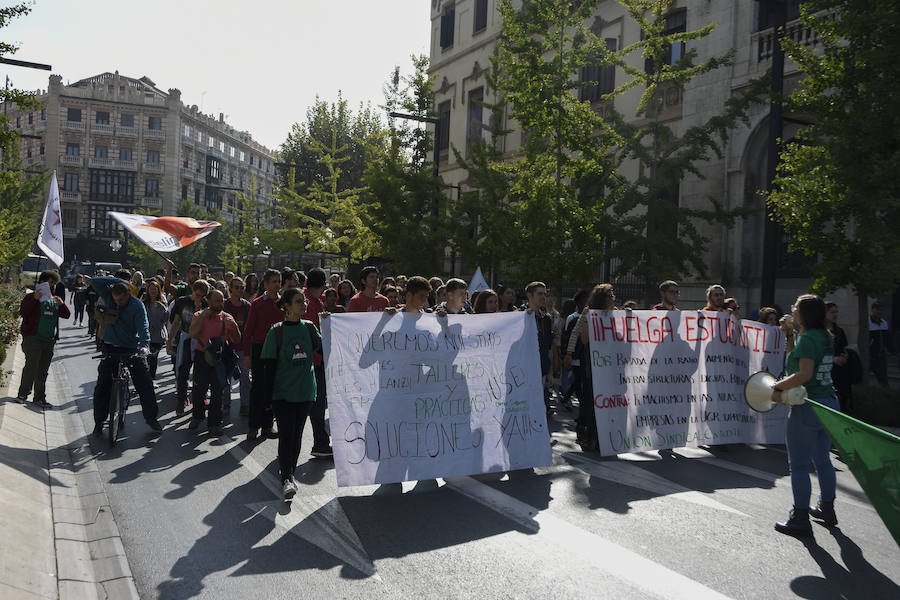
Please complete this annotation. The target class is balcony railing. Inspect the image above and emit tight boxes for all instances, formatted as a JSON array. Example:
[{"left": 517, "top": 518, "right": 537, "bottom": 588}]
[
  {"left": 139, "top": 196, "right": 162, "bottom": 209},
  {"left": 88, "top": 156, "right": 115, "bottom": 168},
  {"left": 59, "top": 154, "right": 83, "bottom": 167},
  {"left": 143, "top": 162, "right": 164, "bottom": 173},
  {"left": 92, "top": 123, "right": 114, "bottom": 135},
  {"left": 62, "top": 120, "right": 85, "bottom": 132},
  {"left": 752, "top": 12, "right": 832, "bottom": 62},
  {"left": 114, "top": 159, "right": 137, "bottom": 170},
  {"left": 117, "top": 125, "right": 137, "bottom": 137},
  {"left": 183, "top": 134, "right": 195, "bottom": 147},
  {"left": 60, "top": 191, "right": 81, "bottom": 203},
  {"left": 145, "top": 128, "right": 165, "bottom": 139}
]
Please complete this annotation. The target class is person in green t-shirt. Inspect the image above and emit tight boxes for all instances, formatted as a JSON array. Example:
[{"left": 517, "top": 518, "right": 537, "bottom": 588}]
[
  {"left": 260, "top": 288, "right": 322, "bottom": 500},
  {"left": 771, "top": 294, "right": 840, "bottom": 537}
]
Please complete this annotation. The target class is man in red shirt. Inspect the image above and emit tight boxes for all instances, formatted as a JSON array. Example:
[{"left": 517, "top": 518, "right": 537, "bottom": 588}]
[
  {"left": 188, "top": 290, "right": 241, "bottom": 436},
  {"left": 242, "top": 268, "right": 283, "bottom": 441},
  {"left": 302, "top": 267, "right": 332, "bottom": 457},
  {"left": 17, "top": 270, "right": 71, "bottom": 408},
  {"left": 652, "top": 280, "right": 681, "bottom": 311},
  {"left": 347, "top": 266, "right": 391, "bottom": 312}
]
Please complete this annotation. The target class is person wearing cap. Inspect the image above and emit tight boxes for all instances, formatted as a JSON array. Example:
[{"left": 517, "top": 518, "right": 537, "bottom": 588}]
[{"left": 869, "top": 300, "right": 892, "bottom": 386}]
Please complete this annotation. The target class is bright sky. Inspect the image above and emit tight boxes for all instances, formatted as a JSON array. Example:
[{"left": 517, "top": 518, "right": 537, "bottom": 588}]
[{"left": 2, "top": 0, "right": 431, "bottom": 152}]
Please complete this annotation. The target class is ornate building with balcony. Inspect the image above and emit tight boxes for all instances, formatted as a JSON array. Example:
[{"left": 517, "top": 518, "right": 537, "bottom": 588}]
[
  {"left": 428, "top": 0, "right": 846, "bottom": 317},
  {"left": 4, "top": 71, "right": 277, "bottom": 259}
]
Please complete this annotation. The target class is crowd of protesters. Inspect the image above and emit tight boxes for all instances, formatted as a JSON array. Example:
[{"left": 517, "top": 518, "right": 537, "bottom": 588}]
[{"left": 11, "top": 261, "right": 894, "bottom": 514}]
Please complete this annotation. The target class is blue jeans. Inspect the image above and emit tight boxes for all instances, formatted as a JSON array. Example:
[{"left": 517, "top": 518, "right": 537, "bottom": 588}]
[{"left": 786, "top": 395, "right": 839, "bottom": 509}]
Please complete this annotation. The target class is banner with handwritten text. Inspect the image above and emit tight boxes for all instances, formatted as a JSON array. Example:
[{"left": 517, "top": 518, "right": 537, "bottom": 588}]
[
  {"left": 322, "top": 311, "right": 552, "bottom": 486},
  {"left": 588, "top": 310, "right": 787, "bottom": 454}
]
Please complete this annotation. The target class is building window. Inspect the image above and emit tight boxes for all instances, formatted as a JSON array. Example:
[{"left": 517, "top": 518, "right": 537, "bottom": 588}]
[
  {"left": 466, "top": 87, "right": 484, "bottom": 152},
  {"left": 196, "top": 130, "right": 202, "bottom": 142},
  {"left": 580, "top": 38, "right": 618, "bottom": 103},
  {"left": 64, "top": 173, "right": 79, "bottom": 192},
  {"left": 88, "top": 205, "right": 128, "bottom": 237},
  {"left": 218, "top": 141, "right": 225, "bottom": 153},
  {"left": 184, "top": 124, "right": 191, "bottom": 137},
  {"left": 66, "top": 143, "right": 80, "bottom": 156},
  {"left": 208, "top": 136, "right": 215, "bottom": 148},
  {"left": 89, "top": 170, "right": 135, "bottom": 204},
  {"left": 474, "top": 0, "right": 488, "bottom": 33},
  {"left": 28, "top": 112, "right": 33, "bottom": 124},
  {"left": 15, "top": 116, "right": 20, "bottom": 128},
  {"left": 646, "top": 10, "right": 686, "bottom": 72},
  {"left": 204, "top": 186, "right": 222, "bottom": 212},
  {"left": 239, "top": 150, "right": 245, "bottom": 162},
  {"left": 437, "top": 100, "right": 451, "bottom": 162},
  {"left": 26, "top": 146, "right": 31, "bottom": 158},
  {"left": 229, "top": 146, "right": 235, "bottom": 158},
  {"left": 756, "top": 0, "right": 803, "bottom": 31},
  {"left": 40, "top": 108, "right": 46, "bottom": 120},
  {"left": 67, "top": 107, "right": 81, "bottom": 122},
  {"left": 39, "top": 143, "right": 44, "bottom": 156},
  {"left": 96, "top": 111, "right": 110, "bottom": 125},
  {"left": 119, "top": 148, "right": 132, "bottom": 161},
  {"left": 183, "top": 158, "right": 189, "bottom": 168},
  {"left": 182, "top": 184, "right": 188, "bottom": 201},
  {"left": 147, "top": 151, "right": 160, "bottom": 164},
  {"left": 249, "top": 155, "right": 254, "bottom": 166},
  {"left": 440, "top": 4, "right": 455, "bottom": 49},
  {"left": 148, "top": 116, "right": 162, "bottom": 130},
  {"left": 121, "top": 114, "right": 134, "bottom": 127},
  {"left": 145, "top": 179, "right": 159, "bottom": 198},
  {"left": 207, "top": 156, "right": 220, "bottom": 181},
  {"left": 95, "top": 147, "right": 108, "bottom": 159},
  {"left": 62, "top": 208, "right": 78, "bottom": 228},
  {"left": 194, "top": 188, "right": 201, "bottom": 205}
]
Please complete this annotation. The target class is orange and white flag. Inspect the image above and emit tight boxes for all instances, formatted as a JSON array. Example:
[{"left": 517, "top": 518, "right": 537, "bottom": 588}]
[{"left": 109, "top": 212, "right": 220, "bottom": 253}]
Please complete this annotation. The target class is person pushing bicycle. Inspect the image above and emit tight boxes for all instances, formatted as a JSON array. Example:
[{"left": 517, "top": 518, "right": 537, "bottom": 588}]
[{"left": 90, "top": 276, "right": 163, "bottom": 437}]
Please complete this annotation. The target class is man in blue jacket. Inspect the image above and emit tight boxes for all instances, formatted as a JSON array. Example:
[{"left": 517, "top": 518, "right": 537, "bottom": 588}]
[{"left": 90, "top": 276, "right": 163, "bottom": 437}]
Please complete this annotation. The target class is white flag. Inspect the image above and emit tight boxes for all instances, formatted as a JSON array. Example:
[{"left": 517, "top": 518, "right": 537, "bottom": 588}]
[
  {"left": 36, "top": 171, "right": 64, "bottom": 267},
  {"left": 468, "top": 266, "right": 489, "bottom": 293},
  {"left": 108, "top": 212, "right": 220, "bottom": 252}
]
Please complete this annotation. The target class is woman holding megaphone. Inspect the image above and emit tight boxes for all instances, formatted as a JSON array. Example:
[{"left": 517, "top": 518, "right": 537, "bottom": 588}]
[{"left": 770, "top": 294, "right": 840, "bottom": 537}]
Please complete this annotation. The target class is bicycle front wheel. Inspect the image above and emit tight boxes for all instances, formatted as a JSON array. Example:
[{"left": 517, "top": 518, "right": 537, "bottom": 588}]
[{"left": 109, "top": 380, "right": 121, "bottom": 447}]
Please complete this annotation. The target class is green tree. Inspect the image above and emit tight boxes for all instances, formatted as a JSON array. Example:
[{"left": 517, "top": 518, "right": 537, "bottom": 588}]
[
  {"left": 223, "top": 177, "right": 273, "bottom": 274},
  {"left": 603, "top": 0, "right": 765, "bottom": 303},
  {"left": 277, "top": 133, "right": 379, "bottom": 269},
  {"left": 767, "top": 0, "right": 900, "bottom": 377},
  {"left": 470, "top": 0, "right": 622, "bottom": 285},
  {"left": 0, "top": 4, "right": 49, "bottom": 275},
  {"left": 363, "top": 55, "right": 449, "bottom": 275}
]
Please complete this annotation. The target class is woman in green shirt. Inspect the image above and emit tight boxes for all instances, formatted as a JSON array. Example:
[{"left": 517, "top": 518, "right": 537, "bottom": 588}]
[
  {"left": 260, "top": 288, "right": 322, "bottom": 500},
  {"left": 771, "top": 294, "right": 839, "bottom": 536}
]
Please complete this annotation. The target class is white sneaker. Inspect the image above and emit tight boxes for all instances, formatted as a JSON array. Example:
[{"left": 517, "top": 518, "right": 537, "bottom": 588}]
[{"left": 282, "top": 478, "right": 298, "bottom": 500}]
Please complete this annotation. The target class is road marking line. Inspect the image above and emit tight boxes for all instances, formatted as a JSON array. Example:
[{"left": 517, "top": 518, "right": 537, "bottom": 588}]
[{"left": 444, "top": 475, "right": 733, "bottom": 600}]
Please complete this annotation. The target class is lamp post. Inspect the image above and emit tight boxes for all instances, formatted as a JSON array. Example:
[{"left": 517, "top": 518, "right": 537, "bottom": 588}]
[{"left": 388, "top": 111, "right": 441, "bottom": 178}]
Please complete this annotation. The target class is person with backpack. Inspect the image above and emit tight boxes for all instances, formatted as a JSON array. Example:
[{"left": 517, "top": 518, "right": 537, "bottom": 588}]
[
  {"left": 188, "top": 290, "right": 241, "bottom": 436},
  {"left": 260, "top": 288, "right": 322, "bottom": 500}
]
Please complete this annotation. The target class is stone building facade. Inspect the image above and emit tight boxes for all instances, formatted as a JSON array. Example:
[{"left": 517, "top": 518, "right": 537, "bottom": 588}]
[
  {"left": 427, "top": 0, "right": 855, "bottom": 320},
  {"left": 6, "top": 71, "right": 277, "bottom": 259}
]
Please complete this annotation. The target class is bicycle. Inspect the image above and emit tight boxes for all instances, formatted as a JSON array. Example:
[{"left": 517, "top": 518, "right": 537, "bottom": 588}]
[{"left": 92, "top": 348, "right": 135, "bottom": 447}]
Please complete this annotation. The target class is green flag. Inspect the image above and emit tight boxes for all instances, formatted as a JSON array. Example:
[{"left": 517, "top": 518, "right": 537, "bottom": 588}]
[{"left": 808, "top": 399, "right": 900, "bottom": 547}]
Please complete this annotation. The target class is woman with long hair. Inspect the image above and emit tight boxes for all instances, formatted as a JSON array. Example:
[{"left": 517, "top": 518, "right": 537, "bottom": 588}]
[
  {"left": 473, "top": 289, "right": 499, "bottom": 314},
  {"left": 337, "top": 279, "right": 356, "bottom": 311},
  {"left": 245, "top": 273, "right": 260, "bottom": 299},
  {"left": 143, "top": 279, "right": 168, "bottom": 380},
  {"left": 771, "top": 294, "right": 839, "bottom": 536},
  {"left": 497, "top": 285, "right": 519, "bottom": 312}
]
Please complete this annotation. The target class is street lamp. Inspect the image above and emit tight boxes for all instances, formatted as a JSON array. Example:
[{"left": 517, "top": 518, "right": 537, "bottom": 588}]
[{"left": 388, "top": 111, "right": 441, "bottom": 178}]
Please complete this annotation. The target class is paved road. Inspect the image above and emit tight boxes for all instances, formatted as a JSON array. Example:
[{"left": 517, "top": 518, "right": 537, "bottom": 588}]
[{"left": 50, "top": 322, "right": 899, "bottom": 600}]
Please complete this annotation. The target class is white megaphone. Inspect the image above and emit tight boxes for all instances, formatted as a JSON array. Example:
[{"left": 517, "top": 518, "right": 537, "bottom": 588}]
[{"left": 744, "top": 371, "right": 807, "bottom": 413}]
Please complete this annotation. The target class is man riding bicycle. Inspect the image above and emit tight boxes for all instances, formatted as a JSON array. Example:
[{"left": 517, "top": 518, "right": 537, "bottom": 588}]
[{"left": 90, "top": 276, "right": 163, "bottom": 437}]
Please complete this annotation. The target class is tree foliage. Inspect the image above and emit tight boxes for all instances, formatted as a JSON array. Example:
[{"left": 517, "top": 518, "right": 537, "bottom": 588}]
[{"left": 767, "top": 0, "right": 900, "bottom": 372}]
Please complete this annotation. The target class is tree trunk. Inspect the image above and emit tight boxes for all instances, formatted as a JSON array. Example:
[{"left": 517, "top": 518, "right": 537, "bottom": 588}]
[{"left": 857, "top": 292, "right": 870, "bottom": 386}]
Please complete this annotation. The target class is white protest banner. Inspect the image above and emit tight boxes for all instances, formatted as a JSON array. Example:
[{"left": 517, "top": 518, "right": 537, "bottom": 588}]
[
  {"left": 588, "top": 310, "right": 787, "bottom": 454},
  {"left": 322, "top": 311, "right": 552, "bottom": 487}
]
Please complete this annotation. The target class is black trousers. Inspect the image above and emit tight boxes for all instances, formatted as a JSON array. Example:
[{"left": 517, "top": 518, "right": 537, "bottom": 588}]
[
  {"left": 249, "top": 343, "right": 274, "bottom": 430},
  {"left": 192, "top": 358, "right": 224, "bottom": 426},
  {"left": 147, "top": 343, "right": 162, "bottom": 379},
  {"left": 308, "top": 364, "right": 330, "bottom": 449},
  {"left": 18, "top": 336, "right": 54, "bottom": 402},
  {"left": 74, "top": 300, "right": 86, "bottom": 323},
  {"left": 176, "top": 336, "right": 194, "bottom": 403},
  {"left": 92, "top": 347, "right": 159, "bottom": 425},
  {"left": 273, "top": 400, "right": 312, "bottom": 482}
]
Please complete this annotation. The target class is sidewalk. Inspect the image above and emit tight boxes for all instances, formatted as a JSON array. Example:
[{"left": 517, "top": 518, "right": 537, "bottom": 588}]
[{"left": 0, "top": 339, "right": 138, "bottom": 600}]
